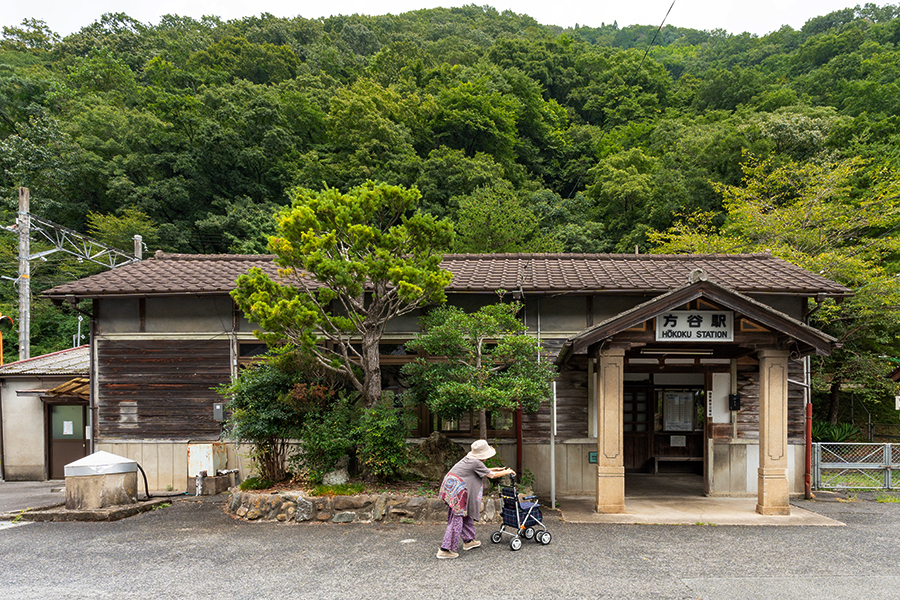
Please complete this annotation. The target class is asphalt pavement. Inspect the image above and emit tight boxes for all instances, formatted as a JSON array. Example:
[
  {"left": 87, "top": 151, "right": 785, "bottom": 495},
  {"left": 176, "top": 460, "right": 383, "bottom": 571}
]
[
  {"left": 0, "top": 480, "right": 65, "bottom": 513},
  {"left": 1, "top": 492, "right": 899, "bottom": 600}
]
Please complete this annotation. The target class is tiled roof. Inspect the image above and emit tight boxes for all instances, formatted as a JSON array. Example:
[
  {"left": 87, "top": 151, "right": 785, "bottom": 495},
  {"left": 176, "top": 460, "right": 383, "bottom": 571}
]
[
  {"left": 441, "top": 253, "right": 851, "bottom": 295},
  {"left": 44, "top": 253, "right": 280, "bottom": 298},
  {"left": 42, "top": 252, "right": 851, "bottom": 299},
  {"left": 0, "top": 345, "right": 89, "bottom": 376}
]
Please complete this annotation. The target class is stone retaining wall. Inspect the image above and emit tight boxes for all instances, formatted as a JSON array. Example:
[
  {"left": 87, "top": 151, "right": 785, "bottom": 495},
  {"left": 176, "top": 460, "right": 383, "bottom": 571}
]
[{"left": 226, "top": 491, "right": 503, "bottom": 524}]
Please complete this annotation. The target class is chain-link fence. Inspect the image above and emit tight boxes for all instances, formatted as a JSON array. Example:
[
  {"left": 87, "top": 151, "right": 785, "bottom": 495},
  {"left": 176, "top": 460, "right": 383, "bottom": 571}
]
[{"left": 814, "top": 443, "right": 900, "bottom": 490}]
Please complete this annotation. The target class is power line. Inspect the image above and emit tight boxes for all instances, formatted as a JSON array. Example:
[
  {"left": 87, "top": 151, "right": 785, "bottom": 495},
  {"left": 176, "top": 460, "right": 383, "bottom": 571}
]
[{"left": 566, "top": 0, "right": 678, "bottom": 199}]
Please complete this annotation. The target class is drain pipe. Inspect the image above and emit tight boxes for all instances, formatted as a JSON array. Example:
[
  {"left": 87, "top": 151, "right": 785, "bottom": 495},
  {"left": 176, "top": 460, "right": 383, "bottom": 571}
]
[
  {"left": 805, "top": 356, "right": 814, "bottom": 500},
  {"left": 550, "top": 380, "right": 556, "bottom": 510},
  {"left": 0, "top": 380, "right": 5, "bottom": 481},
  {"left": 136, "top": 462, "right": 152, "bottom": 500}
]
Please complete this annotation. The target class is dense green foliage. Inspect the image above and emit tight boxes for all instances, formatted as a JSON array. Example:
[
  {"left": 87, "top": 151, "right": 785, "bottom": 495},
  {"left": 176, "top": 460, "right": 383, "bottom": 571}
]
[
  {"left": 355, "top": 392, "right": 413, "bottom": 481},
  {"left": 221, "top": 349, "right": 411, "bottom": 483},
  {"left": 220, "top": 351, "right": 312, "bottom": 482},
  {"left": 811, "top": 421, "right": 861, "bottom": 442},
  {"left": 231, "top": 181, "right": 454, "bottom": 406},
  {"left": 649, "top": 155, "right": 900, "bottom": 423},
  {"left": 401, "top": 301, "right": 556, "bottom": 438},
  {"left": 3, "top": 4, "right": 900, "bottom": 418},
  {"left": 295, "top": 394, "right": 355, "bottom": 483}
]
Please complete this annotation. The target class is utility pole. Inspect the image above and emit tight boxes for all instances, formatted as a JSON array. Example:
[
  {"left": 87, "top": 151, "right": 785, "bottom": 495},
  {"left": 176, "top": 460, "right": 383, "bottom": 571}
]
[
  {"left": 11, "top": 188, "right": 142, "bottom": 361},
  {"left": 17, "top": 188, "right": 30, "bottom": 361}
]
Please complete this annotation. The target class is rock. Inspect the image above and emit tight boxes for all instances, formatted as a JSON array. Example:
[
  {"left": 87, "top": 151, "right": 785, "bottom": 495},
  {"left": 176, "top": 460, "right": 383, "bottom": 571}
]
[
  {"left": 407, "top": 432, "right": 466, "bottom": 481},
  {"left": 333, "top": 495, "right": 371, "bottom": 511},
  {"left": 406, "top": 496, "right": 426, "bottom": 508},
  {"left": 373, "top": 494, "right": 387, "bottom": 521},
  {"left": 316, "top": 511, "right": 331, "bottom": 521},
  {"left": 294, "top": 497, "right": 315, "bottom": 522},
  {"left": 481, "top": 498, "right": 496, "bottom": 522},
  {"left": 428, "top": 498, "right": 447, "bottom": 522},
  {"left": 332, "top": 512, "right": 355, "bottom": 523},
  {"left": 322, "top": 467, "right": 349, "bottom": 486},
  {"left": 265, "top": 498, "right": 284, "bottom": 520}
]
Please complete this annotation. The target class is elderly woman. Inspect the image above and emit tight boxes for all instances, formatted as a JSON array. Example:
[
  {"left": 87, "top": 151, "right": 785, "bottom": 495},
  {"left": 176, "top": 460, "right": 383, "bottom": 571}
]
[{"left": 437, "top": 440, "right": 515, "bottom": 559}]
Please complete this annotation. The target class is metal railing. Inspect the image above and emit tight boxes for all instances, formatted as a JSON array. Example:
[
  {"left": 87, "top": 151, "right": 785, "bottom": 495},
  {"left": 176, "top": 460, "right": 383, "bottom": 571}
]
[{"left": 813, "top": 442, "right": 900, "bottom": 490}]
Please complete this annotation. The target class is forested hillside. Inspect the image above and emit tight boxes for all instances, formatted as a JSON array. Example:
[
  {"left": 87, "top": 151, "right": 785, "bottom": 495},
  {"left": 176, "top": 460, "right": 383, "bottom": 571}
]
[{"left": 2, "top": 3, "right": 900, "bottom": 418}]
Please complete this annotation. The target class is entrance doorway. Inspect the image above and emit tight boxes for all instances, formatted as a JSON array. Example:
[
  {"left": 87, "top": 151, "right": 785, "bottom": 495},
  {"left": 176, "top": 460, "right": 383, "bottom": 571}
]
[
  {"left": 623, "top": 381, "right": 705, "bottom": 474},
  {"left": 48, "top": 404, "right": 88, "bottom": 479}
]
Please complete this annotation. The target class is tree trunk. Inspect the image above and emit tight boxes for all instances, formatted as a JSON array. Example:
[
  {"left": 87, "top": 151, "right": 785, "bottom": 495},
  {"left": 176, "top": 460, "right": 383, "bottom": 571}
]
[
  {"left": 361, "top": 326, "right": 382, "bottom": 408},
  {"left": 828, "top": 380, "right": 841, "bottom": 424},
  {"left": 478, "top": 408, "right": 488, "bottom": 440}
]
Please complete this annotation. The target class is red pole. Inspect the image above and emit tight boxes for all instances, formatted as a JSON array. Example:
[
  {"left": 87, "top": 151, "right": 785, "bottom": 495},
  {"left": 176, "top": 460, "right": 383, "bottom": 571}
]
[
  {"left": 516, "top": 405, "right": 523, "bottom": 476},
  {"left": 805, "top": 402, "right": 814, "bottom": 499}
]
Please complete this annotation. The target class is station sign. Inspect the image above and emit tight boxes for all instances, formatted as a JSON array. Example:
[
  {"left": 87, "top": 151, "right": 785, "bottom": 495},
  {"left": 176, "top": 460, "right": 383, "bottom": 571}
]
[{"left": 655, "top": 310, "right": 734, "bottom": 342}]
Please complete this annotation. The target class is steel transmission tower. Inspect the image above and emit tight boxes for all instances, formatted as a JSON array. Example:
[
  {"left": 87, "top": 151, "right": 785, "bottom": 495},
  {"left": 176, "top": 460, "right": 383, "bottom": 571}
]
[{"left": 11, "top": 188, "right": 143, "bottom": 360}]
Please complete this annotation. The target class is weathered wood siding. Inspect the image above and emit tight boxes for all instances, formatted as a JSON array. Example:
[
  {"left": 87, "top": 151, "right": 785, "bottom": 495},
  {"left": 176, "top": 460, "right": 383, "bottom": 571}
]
[
  {"left": 97, "top": 339, "right": 231, "bottom": 440},
  {"left": 735, "top": 360, "right": 806, "bottom": 443},
  {"left": 522, "top": 356, "right": 588, "bottom": 442}
]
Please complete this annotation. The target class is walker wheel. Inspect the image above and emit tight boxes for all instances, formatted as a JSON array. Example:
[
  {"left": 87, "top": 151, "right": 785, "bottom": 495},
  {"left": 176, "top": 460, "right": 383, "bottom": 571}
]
[
  {"left": 510, "top": 537, "right": 522, "bottom": 551},
  {"left": 534, "top": 531, "right": 545, "bottom": 544},
  {"left": 540, "top": 531, "right": 552, "bottom": 545},
  {"left": 523, "top": 527, "right": 535, "bottom": 539},
  {"left": 490, "top": 531, "right": 503, "bottom": 544}
]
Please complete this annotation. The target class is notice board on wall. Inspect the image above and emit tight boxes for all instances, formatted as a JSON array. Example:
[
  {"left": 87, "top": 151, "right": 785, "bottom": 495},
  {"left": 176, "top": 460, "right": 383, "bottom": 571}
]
[{"left": 664, "top": 391, "right": 694, "bottom": 432}]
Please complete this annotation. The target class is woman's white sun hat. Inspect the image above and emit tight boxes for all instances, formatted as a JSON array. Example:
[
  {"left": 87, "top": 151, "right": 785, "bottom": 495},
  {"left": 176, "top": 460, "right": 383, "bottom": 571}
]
[{"left": 467, "top": 439, "right": 496, "bottom": 461}]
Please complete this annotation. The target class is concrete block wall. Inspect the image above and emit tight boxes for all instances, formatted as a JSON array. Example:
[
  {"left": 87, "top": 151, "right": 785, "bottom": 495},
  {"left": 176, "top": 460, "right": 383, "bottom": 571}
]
[{"left": 95, "top": 441, "right": 257, "bottom": 491}]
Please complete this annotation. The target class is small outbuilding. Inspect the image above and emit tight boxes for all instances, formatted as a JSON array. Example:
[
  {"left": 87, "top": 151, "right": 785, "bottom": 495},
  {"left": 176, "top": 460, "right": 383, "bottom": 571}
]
[{"left": 0, "top": 346, "right": 90, "bottom": 480}]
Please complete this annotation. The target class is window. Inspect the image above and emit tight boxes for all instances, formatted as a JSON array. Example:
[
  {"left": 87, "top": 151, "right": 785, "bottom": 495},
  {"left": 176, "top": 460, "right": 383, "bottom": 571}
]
[
  {"left": 237, "top": 342, "right": 268, "bottom": 368},
  {"left": 429, "top": 409, "right": 516, "bottom": 438}
]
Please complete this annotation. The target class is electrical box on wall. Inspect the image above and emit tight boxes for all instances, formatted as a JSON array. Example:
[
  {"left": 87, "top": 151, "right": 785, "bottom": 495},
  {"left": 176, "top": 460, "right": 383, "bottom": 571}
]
[
  {"left": 213, "top": 403, "right": 225, "bottom": 422},
  {"left": 728, "top": 394, "right": 741, "bottom": 411}
]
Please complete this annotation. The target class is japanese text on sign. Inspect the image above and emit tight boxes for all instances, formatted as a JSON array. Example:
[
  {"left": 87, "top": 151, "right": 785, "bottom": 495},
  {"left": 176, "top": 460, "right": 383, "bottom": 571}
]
[{"left": 655, "top": 310, "right": 734, "bottom": 342}]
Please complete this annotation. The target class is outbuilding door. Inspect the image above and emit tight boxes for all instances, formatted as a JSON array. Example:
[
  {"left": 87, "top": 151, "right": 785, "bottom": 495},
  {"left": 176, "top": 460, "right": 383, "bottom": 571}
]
[{"left": 48, "top": 404, "right": 88, "bottom": 479}]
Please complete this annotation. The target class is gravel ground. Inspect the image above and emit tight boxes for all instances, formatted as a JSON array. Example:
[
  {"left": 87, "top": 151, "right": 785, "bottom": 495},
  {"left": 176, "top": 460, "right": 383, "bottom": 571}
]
[{"left": 1, "top": 494, "right": 899, "bottom": 600}]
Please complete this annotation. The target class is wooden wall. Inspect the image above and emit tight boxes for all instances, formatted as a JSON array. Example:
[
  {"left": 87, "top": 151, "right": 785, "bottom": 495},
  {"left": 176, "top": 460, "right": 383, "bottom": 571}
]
[
  {"left": 97, "top": 339, "right": 231, "bottom": 440},
  {"left": 735, "top": 360, "right": 806, "bottom": 443},
  {"left": 522, "top": 356, "right": 588, "bottom": 442}
]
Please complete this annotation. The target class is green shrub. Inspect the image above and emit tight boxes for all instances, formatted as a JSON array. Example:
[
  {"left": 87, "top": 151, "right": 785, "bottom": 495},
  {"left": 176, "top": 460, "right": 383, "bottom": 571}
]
[
  {"left": 356, "top": 392, "right": 411, "bottom": 481},
  {"left": 239, "top": 476, "right": 274, "bottom": 491},
  {"left": 294, "top": 395, "right": 355, "bottom": 484},
  {"left": 518, "top": 468, "right": 535, "bottom": 489},
  {"left": 220, "top": 351, "right": 308, "bottom": 483},
  {"left": 812, "top": 421, "right": 860, "bottom": 442}
]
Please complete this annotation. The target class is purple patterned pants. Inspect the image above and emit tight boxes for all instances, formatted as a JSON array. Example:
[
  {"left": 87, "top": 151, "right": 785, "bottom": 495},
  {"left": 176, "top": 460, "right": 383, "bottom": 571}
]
[{"left": 441, "top": 506, "right": 476, "bottom": 551}]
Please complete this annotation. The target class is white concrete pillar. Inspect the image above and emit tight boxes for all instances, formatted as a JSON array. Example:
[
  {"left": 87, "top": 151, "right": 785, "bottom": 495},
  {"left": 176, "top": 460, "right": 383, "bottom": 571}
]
[
  {"left": 596, "top": 346, "right": 626, "bottom": 514},
  {"left": 757, "top": 348, "right": 791, "bottom": 515}
]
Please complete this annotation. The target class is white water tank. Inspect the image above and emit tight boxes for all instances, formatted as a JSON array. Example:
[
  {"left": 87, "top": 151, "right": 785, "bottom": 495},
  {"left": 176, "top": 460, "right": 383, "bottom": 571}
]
[{"left": 64, "top": 451, "right": 138, "bottom": 509}]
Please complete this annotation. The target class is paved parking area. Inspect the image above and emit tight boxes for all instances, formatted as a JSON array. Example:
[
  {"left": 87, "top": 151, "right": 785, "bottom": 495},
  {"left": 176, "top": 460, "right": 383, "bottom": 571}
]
[
  {"left": 0, "top": 493, "right": 899, "bottom": 599},
  {"left": 0, "top": 480, "right": 64, "bottom": 513}
]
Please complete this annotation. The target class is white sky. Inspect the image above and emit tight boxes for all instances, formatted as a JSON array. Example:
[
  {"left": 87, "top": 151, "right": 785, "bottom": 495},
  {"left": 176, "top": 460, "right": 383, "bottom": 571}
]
[{"left": 1, "top": 1, "right": 871, "bottom": 38}]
